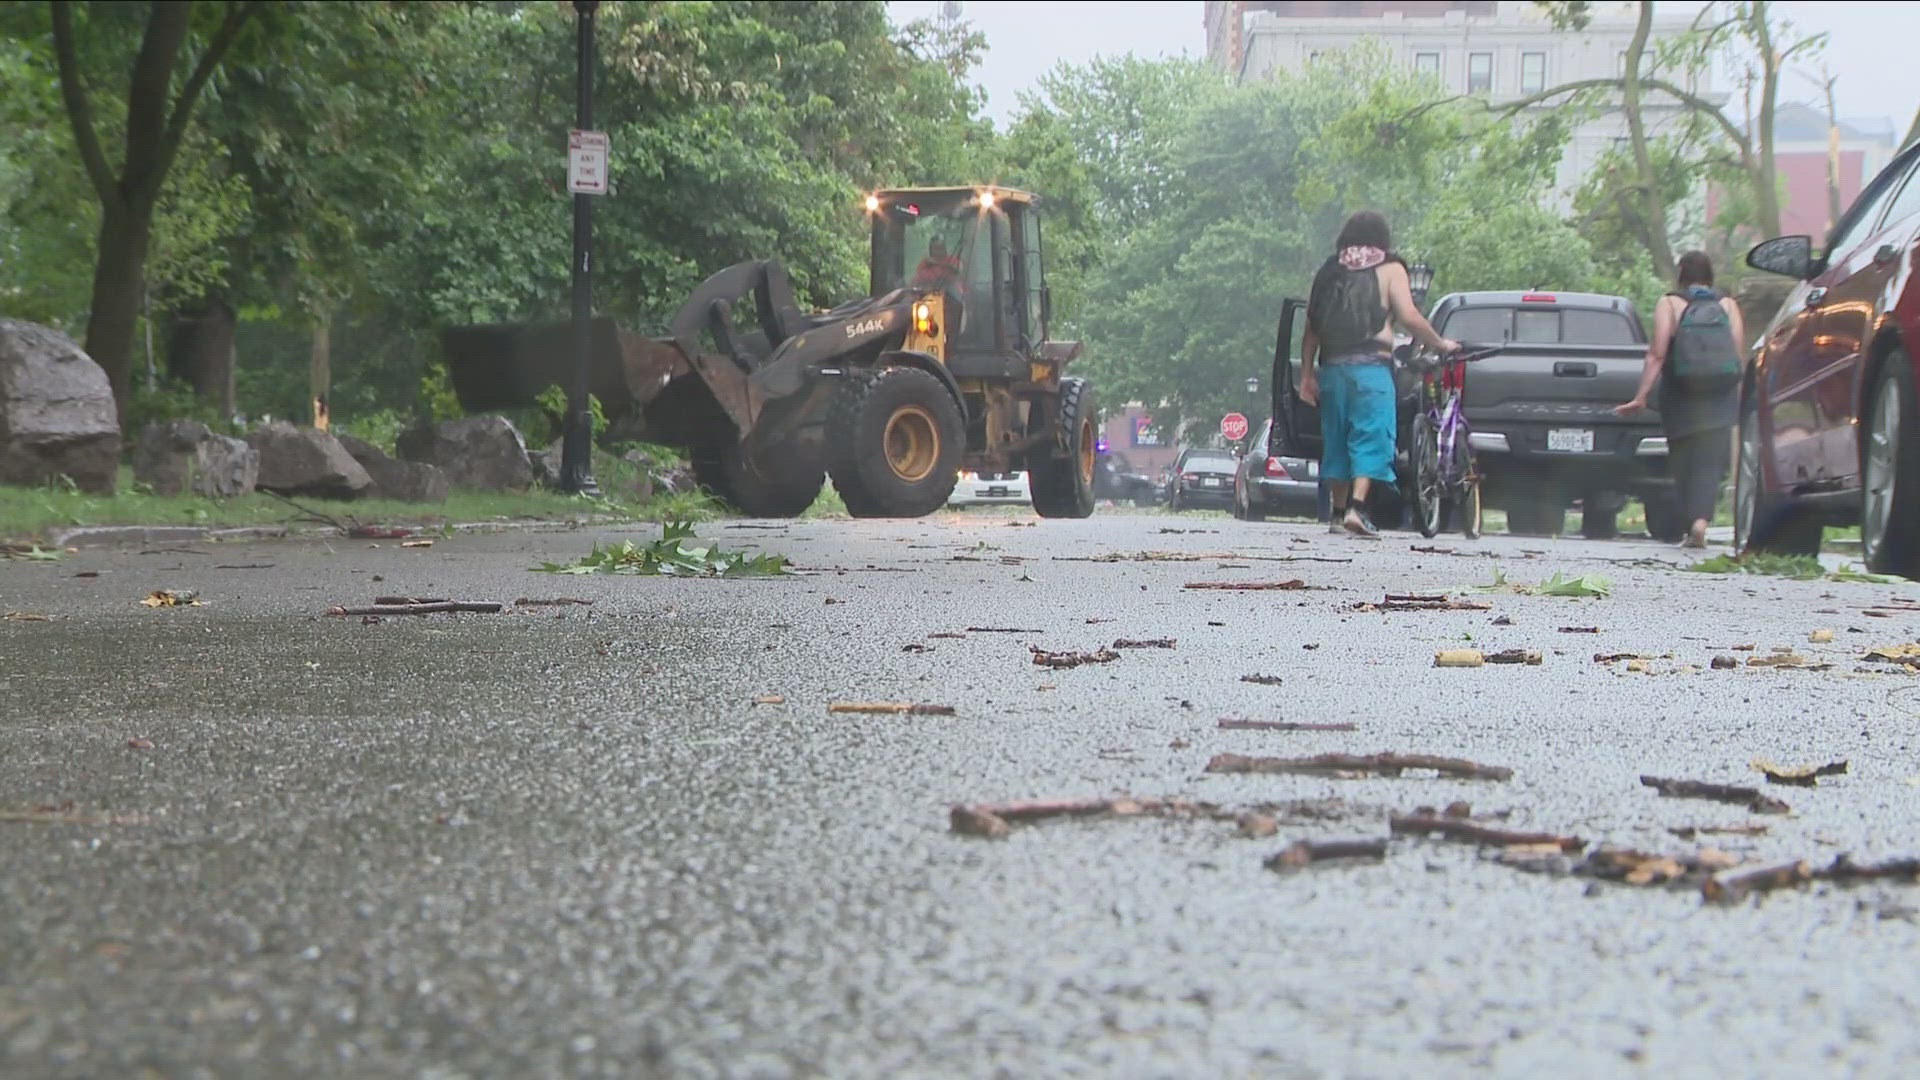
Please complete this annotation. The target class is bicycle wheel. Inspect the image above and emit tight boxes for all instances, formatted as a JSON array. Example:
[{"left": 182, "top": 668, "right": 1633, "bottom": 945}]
[
  {"left": 1454, "top": 433, "right": 1483, "bottom": 539},
  {"left": 1411, "top": 413, "right": 1447, "bottom": 538}
]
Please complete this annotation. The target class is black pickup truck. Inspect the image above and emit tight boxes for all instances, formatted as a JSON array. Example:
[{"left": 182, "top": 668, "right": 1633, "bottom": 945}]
[{"left": 1269, "top": 290, "right": 1679, "bottom": 538}]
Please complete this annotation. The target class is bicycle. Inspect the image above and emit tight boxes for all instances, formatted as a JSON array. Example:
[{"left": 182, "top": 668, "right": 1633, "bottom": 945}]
[{"left": 1407, "top": 344, "right": 1502, "bottom": 540}]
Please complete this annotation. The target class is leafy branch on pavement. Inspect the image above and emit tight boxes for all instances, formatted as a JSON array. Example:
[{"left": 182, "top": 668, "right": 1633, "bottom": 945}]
[
  {"left": 1478, "top": 568, "right": 1612, "bottom": 597},
  {"left": 535, "top": 521, "right": 789, "bottom": 577}
]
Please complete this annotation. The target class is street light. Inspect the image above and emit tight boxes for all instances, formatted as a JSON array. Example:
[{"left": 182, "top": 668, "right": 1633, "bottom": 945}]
[{"left": 1408, "top": 259, "right": 1434, "bottom": 312}]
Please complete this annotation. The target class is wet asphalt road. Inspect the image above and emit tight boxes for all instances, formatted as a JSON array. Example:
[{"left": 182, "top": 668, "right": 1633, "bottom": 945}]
[{"left": 4, "top": 509, "right": 1920, "bottom": 1078}]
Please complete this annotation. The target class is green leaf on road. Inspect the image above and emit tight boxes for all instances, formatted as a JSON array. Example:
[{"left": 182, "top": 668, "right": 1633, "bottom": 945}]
[
  {"left": 535, "top": 521, "right": 790, "bottom": 578},
  {"left": 1536, "top": 572, "right": 1612, "bottom": 598}
]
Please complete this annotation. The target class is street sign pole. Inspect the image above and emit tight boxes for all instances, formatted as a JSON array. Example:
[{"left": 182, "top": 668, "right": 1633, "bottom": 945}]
[{"left": 561, "top": 0, "right": 601, "bottom": 496}]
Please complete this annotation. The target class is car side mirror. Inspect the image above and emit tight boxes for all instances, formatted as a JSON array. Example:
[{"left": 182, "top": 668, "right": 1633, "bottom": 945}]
[{"left": 1747, "top": 235, "right": 1814, "bottom": 280}]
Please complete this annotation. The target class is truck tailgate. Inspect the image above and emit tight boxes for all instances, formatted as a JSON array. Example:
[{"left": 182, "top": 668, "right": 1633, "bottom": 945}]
[{"left": 1462, "top": 343, "right": 1658, "bottom": 430}]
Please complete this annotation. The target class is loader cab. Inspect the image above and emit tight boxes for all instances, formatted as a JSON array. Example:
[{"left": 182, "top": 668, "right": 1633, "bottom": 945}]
[{"left": 866, "top": 186, "right": 1048, "bottom": 372}]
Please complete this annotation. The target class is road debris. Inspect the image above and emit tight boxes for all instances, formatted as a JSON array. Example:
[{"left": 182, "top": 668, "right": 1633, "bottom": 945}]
[
  {"left": 1639, "top": 775, "right": 1791, "bottom": 814},
  {"left": 1030, "top": 645, "right": 1120, "bottom": 668},
  {"left": 1389, "top": 812, "right": 1583, "bottom": 851},
  {"left": 0, "top": 805, "right": 148, "bottom": 826},
  {"left": 1808, "top": 628, "right": 1835, "bottom": 643},
  {"left": 140, "top": 590, "right": 203, "bottom": 607},
  {"left": 125, "top": 737, "right": 154, "bottom": 750},
  {"left": 830, "top": 701, "right": 956, "bottom": 715},
  {"left": 1751, "top": 759, "right": 1847, "bottom": 786},
  {"left": 1479, "top": 568, "right": 1612, "bottom": 597},
  {"left": 1559, "top": 626, "right": 1600, "bottom": 634},
  {"left": 1237, "top": 813, "right": 1279, "bottom": 838},
  {"left": 1060, "top": 551, "right": 1350, "bottom": 564},
  {"left": 901, "top": 643, "right": 934, "bottom": 653},
  {"left": 1819, "top": 853, "right": 1920, "bottom": 884},
  {"left": 1217, "top": 718, "right": 1358, "bottom": 732},
  {"left": 400, "top": 539, "right": 435, "bottom": 548},
  {"left": 1594, "top": 652, "right": 1666, "bottom": 664},
  {"left": 1578, "top": 844, "right": 1740, "bottom": 887},
  {"left": 1183, "top": 580, "right": 1308, "bottom": 591},
  {"left": 752, "top": 695, "right": 785, "bottom": 705},
  {"left": 536, "top": 522, "right": 789, "bottom": 576},
  {"left": 1864, "top": 643, "right": 1920, "bottom": 666},
  {"left": 1111, "top": 638, "right": 1176, "bottom": 649},
  {"left": 966, "top": 626, "right": 1043, "bottom": 633},
  {"left": 1711, "top": 655, "right": 1740, "bottom": 669},
  {"left": 1356, "top": 594, "right": 1493, "bottom": 612},
  {"left": 1265, "top": 836, "right": 1390, "bottom": 871},
  {"left": 928, "top": 631, "right": 966, "bottom": 639},
  {"left": 3, "top": 611, "right": 51, "bottom": 621},
  {"left": 1208, "top": 752, "right": 1513, "bottom": 781},
  {"left": 1669, "top": 823, "right": 1770, "bottom": 839},
  {"left": 326, "top": 601, "right": 503, "bottom": 616},
  {"left": 1433, "top": 649, "right": 1484, "bottom": 668},
  {"left": 948, "top": 796, "right": 1224, "bottom": 839},
  {"left": 1409, "top": 544, "right": 1455, "bottom": 554},
  {"left": 514, "top": 597, "right": 593, "bottom": 607},
  {"left": 1702, "top": 859, "right": 1810, "bottom": 903},
  {"left": 1485, "top": 649, "right": 1543, "bottom": 665},
  {"left": 1239, "top": 673, "right": 1285, "bottom": 686}
]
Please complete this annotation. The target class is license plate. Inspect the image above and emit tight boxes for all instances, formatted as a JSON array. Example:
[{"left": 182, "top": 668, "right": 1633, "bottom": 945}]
[
  {"left": 1203, "top": 478, "right": 1222, "bottom": 487},
  {"left": 1547, "top": 428, "right": 1595, "bottom": 452},
  {"left": 987, "top": 487, "right": 1008, "bottom": 497}
]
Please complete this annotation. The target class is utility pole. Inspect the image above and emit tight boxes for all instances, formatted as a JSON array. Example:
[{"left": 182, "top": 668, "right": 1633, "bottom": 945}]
[{"left": 561, "top": 0, "right": 602, "bottom": 495}]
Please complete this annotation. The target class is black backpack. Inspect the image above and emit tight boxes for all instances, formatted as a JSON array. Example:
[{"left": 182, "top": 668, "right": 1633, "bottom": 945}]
[
  {"left": 1667, "top": 287, "right": 1741, "bottom": 389},
  {"left": 1308, "top": 257, "right": 1387, "bottom": 352}
]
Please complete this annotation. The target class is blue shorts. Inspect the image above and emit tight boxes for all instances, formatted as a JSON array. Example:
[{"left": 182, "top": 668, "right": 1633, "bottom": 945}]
[{"left": 1319, "top": 362, "right": 1397, "bottom": 483}]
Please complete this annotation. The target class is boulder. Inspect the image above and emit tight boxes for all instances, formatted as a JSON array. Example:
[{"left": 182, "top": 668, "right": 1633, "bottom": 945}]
[
  {"left": 527, "top": 439, "right": 562, "bottom": 490},
  {"left": 335, "top": 434, "right": 448, "bottom": 504},
  {"left": 0, "top": 319, "right": 121, "bottom": 493},
  {"left": 131, "top": 420, "right": 258, "bottom": 498},
  {"left": 396, "top": 416, "right": 533, "bottom": 492},
  {"left": 246, "top": 421, "right": 373, "bottom": 499}
]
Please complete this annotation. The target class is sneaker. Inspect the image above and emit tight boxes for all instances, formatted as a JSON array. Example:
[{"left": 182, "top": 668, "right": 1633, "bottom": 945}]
[{"left": 1343, "top": 506, "right": 1381, "bottom": 539}]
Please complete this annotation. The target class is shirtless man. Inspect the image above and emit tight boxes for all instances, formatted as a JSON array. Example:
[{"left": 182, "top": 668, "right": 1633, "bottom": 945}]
[{"left": 1300, "top": 211, "right": 1458, "bottom": 537}]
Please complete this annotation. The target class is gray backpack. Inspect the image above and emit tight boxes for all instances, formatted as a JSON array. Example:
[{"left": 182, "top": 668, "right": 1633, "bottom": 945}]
[{"left": 1668, "top": 288, "right": 1740, "bottom": 389}]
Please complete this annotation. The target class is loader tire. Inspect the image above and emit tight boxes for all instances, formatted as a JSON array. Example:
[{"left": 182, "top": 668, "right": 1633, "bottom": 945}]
[
  {"left": 1029, "top": 377, "right": 1097, "bottom": 519},
  {"left": 695, "top": 434, "right": 823, "bottom": 518},
  {"left": 827, "top": 366, "right": 962, "bottom": 518}
]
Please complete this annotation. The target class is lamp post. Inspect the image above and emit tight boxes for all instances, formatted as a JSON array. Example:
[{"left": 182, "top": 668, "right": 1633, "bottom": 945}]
[
  {"left": 1408, "top": 259, "right": 1435, "bottom": 314},
  {"left": 560, "top": 0, "right": 602, "bottom": 496}
]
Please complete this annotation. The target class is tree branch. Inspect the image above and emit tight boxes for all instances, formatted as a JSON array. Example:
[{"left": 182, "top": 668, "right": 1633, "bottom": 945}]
[
  {"left": 152, "top": 0, "right": 265, "bottom": 196},
  {"left": 121, "top": 0, "right": 195, "bottom": 204},
  {"left": 48, "top": 0, "right": 119, "bottom": 206}
]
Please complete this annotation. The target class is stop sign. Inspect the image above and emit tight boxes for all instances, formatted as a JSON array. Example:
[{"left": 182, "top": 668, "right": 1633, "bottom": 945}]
[{"left": 1221, "top": 412, "right": 1249, "bottom": 442}]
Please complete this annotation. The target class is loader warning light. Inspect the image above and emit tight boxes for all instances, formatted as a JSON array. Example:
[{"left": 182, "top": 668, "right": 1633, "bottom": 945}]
[
  {"left": 913, "top": 302, "right": 934, "bottom": 335},
  {"left": 864, "top": 194, "right": 881, "bottom": 213},
  {"left": 977, "top": 190, "right": 996, "bottom": 210}
]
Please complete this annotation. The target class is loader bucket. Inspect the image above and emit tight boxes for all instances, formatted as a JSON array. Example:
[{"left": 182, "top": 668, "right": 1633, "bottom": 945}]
[{"left": 439, "top": 318, "right": 690, "bottom": 418}]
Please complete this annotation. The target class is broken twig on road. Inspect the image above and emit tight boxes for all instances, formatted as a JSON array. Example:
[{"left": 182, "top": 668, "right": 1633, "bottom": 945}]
[
  {"left": 1751, "top": 759, "right": 1848, "bottom": 786},
  {"left": 1265, "top": 837, "right": 1390, "bottom": 870},
  {"left": 1356, "top": 594, "right": 1493, "bottom": 612},
  {"left": 1030, "top": 646, "right": 1120, "bottom": 668},
  {"left": 327, "top": 601, "right": 503, "bottom": 616},
  {"left": 1111, "top": 638, "right": 1177, "bottom": 649},
  {"left": 1640, "top": 775, "right": 1791, "bottom": 814},
  {"left": 1702, "top": 859, "right": 1810, "bottom": 903},
  {"left": 1239, "top": 673, "right": 1285, "bottom": 686},
  {"left": 1208, "top": 752, "right": 1514, "bottom": 781},
  {"left": 829, "top": 701, "right": 956, "bottom": 715},
  {"left": 1183, "top": 580, "right": 1308, "bottom": 591},
  {"left": 949, "top": 796, "right": 1224, "bottom": 839},
  {"left": 1389, "top": 813, "right": 1584, "bottom": 851}
]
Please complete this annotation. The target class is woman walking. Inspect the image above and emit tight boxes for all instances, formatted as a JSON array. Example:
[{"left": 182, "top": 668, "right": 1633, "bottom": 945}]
[
  {"left": 1300, "top": 211, "right": 1456, "bottom": 537},
  {"left": 1615, "top": 251, "right": 1746, "bottom": 548}
]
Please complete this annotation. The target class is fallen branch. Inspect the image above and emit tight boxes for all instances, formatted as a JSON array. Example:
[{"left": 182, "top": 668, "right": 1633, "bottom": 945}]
[
  {"left": 1217, "top": 718, "right": 1357, "bottom": 732},
  {"left": 1702, "top": 859, "right": 1810, "bottom": 903},
  {"left": 1485, "top": 649, "right": 1543, "bottom": 665},
  {"left": 1640, "top": 775, "right": 1791, "bottom": 814},
  {"left": 966, "top": 626, "right": 1043, "bottom": 633},
  {"left": 1030, "top": 646, "right": 1119, "bottom": 668},
  {"left": 1669, "top": 823, "right": 1769, "bottom": 840},
  {"left": 1265, "top": 836, "right": 1390, "bottom": 870},
  {"left": 514, "top": 597, "right": 594, "bottom": 607},
  {"left": 1357, "top": 593, "right": 1493, "bottom": 612},
  {"left": 1239, "top": 673, "right": 1285, "bottom": 686},
  {"left": 1112, "top": 638, "right": 1176, "bottom": 649},
  {"left": 326, "top": 601, "right": 503, "bottom": 616},
  {"left": 1057, "top": 551, "right": 1351, "bottom": 564},
  {"left": 1816, "top": 853, "right": 1920, "bottom": 884},
  {"left": 1389, "top": 813, "right": 1584, "bottom": 851},
  {"left": 829, "top": 701, "right": 956, "bottom": 715},
  {"left": 1751, "top": 759, "right": 1848, "bottom": 786},
  {"left": 1209, "top": 752, "right": 1514, "bottom": 781},
  {"left": 1184, "top": 580, "right": 1307, "bottom": 591},
  {"left": 949, "top": 796, "right": 1221, "bottom": 838}
]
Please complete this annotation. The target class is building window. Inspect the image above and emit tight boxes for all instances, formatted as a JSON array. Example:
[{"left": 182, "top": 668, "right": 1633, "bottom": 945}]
[
  {"left": 1520, "top": 52, "right": 1545, "bottom": 94},
  {"left": 1467, "top": 52, "right": 1492, "bottom": 93},
  {"left": 1414, "top": 52, "right": 1441, "bottom": 77}
]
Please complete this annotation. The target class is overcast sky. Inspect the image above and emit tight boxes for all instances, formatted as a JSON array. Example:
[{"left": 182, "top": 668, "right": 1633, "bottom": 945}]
[{"left": 888, "top": 1, "right": 1920, "bottom": 135}]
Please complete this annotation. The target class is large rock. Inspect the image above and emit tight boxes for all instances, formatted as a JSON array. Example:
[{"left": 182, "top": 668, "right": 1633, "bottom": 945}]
[
  {"left": 0, "top": 319, "right": 121, "bottom": 494},
  {"left": 246, "top": 421, "right": 373, "bottom": 499},
  {"left": 335, "top": 434, "right": 448, "bottom": 504},
  {"left": 396, "top": 416, "right": 533, "bottom": 492},
  {"left": 527, "top": 439, "right": 562, "bottom": 490},
  {"left": 132, "top": 420, "right": 258, "bottom": 498}
]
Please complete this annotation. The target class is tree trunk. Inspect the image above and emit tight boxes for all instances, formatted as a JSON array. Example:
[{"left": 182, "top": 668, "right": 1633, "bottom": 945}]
[
  {"left": 83, "top": 202, "right": 157, "bottom": 426},
  {"left": 310, "top": 311, "right": 332, "bottom": 431},
  {"left": 1621, "top": 1, "right": 1675, "bottom": 279},
  {"left": 165, "top": 295, "right": 237, "bottom": 418},
  {"left": 1750, "top": 1, "right": 1784, "bottom": 238}
]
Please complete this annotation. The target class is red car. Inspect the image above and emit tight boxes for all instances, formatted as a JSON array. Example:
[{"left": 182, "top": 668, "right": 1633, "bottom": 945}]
[{"left": 1742, "top": 138, "right": 1920, "bottom": 574}]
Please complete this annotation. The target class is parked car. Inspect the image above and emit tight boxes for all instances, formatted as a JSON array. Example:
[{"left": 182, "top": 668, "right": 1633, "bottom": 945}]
[
  {"left": 947, "top": 469, "right": 1030, "bottom": 508},
  {"left": 1166, "top": 447, "right": 1237, "bottom": 511},
  {"left": 1268, "top": 291, "right": 1672, "bottom": 539},
  {"left": 1095, "top": 450, "right": 1162, "bottom": 506},
  {"left": 1742, "top": 136, "right": 1920, "bottom": 574},
  {"left": 1233, "top": 417, "right": 1321, "bottom": 520}
]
